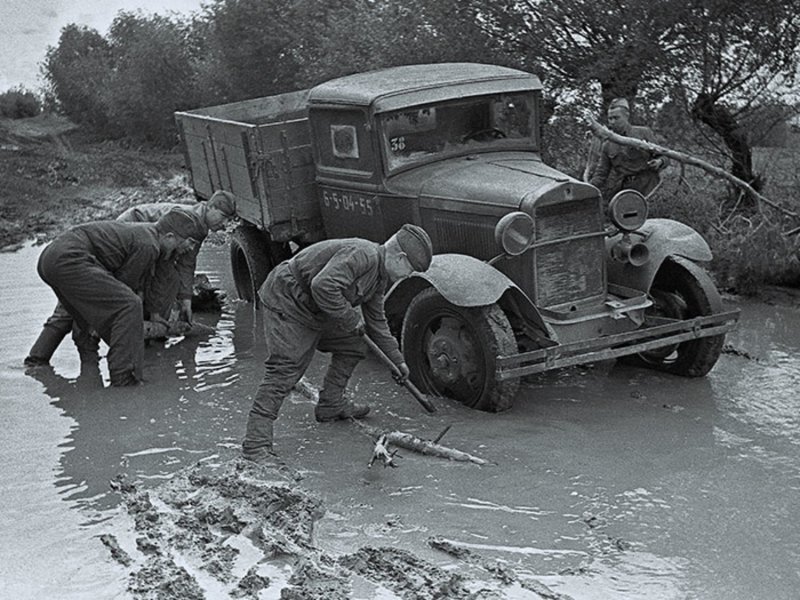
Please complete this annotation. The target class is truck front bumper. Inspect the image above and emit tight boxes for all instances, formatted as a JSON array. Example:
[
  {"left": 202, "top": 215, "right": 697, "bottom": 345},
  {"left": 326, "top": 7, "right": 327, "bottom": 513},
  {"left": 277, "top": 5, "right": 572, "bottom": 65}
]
[{"left": 496, "top": 309, "right": 740, "bottom": 380}]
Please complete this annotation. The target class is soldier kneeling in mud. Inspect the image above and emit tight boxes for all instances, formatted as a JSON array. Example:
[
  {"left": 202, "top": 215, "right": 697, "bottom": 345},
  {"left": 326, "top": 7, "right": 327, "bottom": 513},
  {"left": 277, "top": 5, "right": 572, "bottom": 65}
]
[
  {"left": 35, "top": 211, "right": 199, "bottom": 386},
  {"left": 25, "top": 191, "right": 236, "bottom": 366},
  {"left": 242, "top": 224, "right": 433, "bottom": 464}
]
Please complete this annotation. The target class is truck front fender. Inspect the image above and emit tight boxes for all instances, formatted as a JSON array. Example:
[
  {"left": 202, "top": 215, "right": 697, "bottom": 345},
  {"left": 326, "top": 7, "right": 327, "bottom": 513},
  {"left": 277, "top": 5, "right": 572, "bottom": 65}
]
[
  {"left": 606, "top": 218, "right": 713, "bottom": 293},
  {"left": 385, "top": 254, "right": 554, "bottom": 340}
]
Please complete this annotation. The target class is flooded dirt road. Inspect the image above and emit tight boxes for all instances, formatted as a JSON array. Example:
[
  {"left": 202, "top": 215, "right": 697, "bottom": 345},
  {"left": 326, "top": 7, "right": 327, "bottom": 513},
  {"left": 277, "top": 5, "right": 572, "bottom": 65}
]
[{"left": 1, "top": 242, "right": 799, "bottom": 599}]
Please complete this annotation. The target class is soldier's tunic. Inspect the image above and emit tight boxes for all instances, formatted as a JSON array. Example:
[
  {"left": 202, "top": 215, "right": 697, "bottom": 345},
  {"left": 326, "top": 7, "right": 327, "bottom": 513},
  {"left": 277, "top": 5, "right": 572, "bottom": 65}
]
[
  {"left": 251, "top": 238, "right": 403, "bottom": 420},
  {"left": 37, "top": 221, "right": 162, "bottom": 385},
  {"left": 117, "top": 203, "right": 209, "bottom": 305},
  {"left": 590, "top": 125, "right": 666, "bottom": 199},
  {"left": 27, "top": 204, "right": 207, "bottom": 364}
]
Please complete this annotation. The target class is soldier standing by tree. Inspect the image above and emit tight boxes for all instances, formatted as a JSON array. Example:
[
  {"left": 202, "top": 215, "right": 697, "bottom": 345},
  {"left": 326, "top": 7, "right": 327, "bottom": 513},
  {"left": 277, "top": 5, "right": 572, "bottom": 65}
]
[{"left": 590, "top": 98, "right": 668, "bottom": 200}]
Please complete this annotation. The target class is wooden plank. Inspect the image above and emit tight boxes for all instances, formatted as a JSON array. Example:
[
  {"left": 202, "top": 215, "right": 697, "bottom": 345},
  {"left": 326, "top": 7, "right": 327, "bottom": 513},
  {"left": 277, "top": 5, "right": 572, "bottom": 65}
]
[
  {"left": 180, "top": 89, "right": 310, "bottom": 123},
  {"left": 258, "top": 119, "right": 311, "bottom": 151},
  {"left": 204, "top": 120, "right": 253, "bottom": 149}
]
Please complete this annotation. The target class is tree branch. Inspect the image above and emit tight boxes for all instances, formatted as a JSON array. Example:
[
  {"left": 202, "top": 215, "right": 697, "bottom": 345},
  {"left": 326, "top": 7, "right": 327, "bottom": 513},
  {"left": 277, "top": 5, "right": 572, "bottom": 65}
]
[{"left": 584, "top": 112, "right": 798, "bottom": 221}]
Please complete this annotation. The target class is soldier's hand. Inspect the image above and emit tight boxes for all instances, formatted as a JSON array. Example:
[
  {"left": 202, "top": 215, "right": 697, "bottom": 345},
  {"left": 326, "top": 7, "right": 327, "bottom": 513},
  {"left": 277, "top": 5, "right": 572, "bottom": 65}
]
[
  {"left": 648, "top": 157, "right": 664, "bottom": 170},
  {"left": 353, "top": 318, "right": 366, "bottom": 337},
  {"left": 393, "top": 362, "right": 410, "bottom": 384},
  {"left": 179, "top": 298, "right": 193, "bottom": 324}
]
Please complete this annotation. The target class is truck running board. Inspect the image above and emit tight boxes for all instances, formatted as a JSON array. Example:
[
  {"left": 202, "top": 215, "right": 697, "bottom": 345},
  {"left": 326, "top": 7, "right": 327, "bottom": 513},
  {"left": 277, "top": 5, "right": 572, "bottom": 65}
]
[{"left": 496, "top": 310, "right": 740, "bottom": 380}]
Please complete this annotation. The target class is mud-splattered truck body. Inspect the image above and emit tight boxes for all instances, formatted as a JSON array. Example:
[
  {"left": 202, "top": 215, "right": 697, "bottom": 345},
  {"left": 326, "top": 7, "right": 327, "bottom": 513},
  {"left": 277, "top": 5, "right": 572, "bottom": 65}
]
[{"left": 175, "top": 63, "right": 739, "bottom": 411}]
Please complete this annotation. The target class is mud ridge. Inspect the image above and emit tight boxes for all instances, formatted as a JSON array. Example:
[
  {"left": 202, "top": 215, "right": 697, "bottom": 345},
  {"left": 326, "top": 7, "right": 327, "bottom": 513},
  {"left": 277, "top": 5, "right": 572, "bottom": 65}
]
[{"left": 107, "top": 457, "right": 565, "bottom": 599}]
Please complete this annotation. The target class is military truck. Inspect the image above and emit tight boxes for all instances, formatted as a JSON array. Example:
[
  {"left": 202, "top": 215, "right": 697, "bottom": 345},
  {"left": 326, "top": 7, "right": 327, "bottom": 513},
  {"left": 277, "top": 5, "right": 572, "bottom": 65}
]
[{"left": 175, "top": 63, "right": 739, "bottom": 412}]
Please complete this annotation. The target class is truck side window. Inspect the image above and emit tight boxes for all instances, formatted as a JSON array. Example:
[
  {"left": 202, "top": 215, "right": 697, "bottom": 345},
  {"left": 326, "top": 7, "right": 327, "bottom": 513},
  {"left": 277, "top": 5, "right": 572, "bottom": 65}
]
[
  {"left": 331, "top": 125, "right": 359, "bottom": 159},
  {"left": 311, "top": 108, "right": 374, "bottom": 176}
]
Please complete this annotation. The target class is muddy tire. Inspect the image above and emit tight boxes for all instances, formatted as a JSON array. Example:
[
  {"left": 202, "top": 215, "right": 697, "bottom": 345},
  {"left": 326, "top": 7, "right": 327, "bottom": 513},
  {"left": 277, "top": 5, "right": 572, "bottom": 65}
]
[
  {"left": 230, "top": 225, "right": 289, "bottom": 307},
  {"left": 624, "top": 257, "right": 725, "bottom": 377},
  {"left": 401, "top": 288, "right": 519, "bottom": 412}
]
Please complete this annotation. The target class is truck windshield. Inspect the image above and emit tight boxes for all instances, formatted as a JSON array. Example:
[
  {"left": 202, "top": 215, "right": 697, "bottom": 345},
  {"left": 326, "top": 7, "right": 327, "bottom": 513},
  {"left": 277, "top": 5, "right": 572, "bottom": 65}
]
[{"left": 379, "top": 92, "right": 537, "bottom": 171}]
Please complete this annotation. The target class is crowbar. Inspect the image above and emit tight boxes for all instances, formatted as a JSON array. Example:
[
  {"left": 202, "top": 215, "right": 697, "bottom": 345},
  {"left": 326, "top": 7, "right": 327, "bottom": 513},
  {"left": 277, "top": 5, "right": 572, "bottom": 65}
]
[{"left": 362, "top": 334, "right": 436, "bottom": 413}]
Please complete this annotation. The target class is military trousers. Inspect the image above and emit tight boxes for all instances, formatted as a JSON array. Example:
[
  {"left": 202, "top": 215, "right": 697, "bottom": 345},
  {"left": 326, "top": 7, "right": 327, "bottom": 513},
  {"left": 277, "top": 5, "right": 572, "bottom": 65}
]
[
  {"left": 250, "top": 264, "right": 366, "bottom": 421},
  {"left": 37, "top": 245, "right": 144, "bottom": 386},
  {"left": 28, "top": 258, "right": 180, "bottom": 365}
]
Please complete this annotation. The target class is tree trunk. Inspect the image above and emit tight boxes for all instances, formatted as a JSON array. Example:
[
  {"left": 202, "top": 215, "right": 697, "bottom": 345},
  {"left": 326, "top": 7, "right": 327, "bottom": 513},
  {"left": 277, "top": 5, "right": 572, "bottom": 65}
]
[{"left": 691, "top": 94, "right": 760, "bottom": 207}]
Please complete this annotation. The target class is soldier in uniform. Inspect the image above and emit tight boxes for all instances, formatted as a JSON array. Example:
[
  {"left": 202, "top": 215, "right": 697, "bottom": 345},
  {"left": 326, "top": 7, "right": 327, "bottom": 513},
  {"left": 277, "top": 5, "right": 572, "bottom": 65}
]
[
  {"left": 35, "top": 211, "right": 198, "bottom": 386},
  {"left": 590, "top": 98, "right": 668, "bottom": 200},
  {"left": 242, "top": 224, "right": 434, "bottom": 464},
  {"left": 25, "top": 191, "right": 236, "bottom": 366}
]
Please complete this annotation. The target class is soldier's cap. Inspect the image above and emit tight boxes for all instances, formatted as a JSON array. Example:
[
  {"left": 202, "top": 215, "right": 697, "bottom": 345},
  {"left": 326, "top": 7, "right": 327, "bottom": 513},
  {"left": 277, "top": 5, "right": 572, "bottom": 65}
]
[
  {"left": 396, "top": 224, "right": 433, "bottom": 272},
  {"left": 155, "top": 208, "right": 205, "bottom": 241},
  {"left": 207, "top": 190, "right": 237, "bottom": 218},
  {"left": 608, "top": 98, "right": 630, "bottom": 113}
]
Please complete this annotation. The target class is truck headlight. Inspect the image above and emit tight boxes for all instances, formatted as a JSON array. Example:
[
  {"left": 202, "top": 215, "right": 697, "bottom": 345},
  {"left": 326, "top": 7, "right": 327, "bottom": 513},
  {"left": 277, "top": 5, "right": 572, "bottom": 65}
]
[
  {"left": 495, "top": 211, "right": 535, "bottom": 256},
  {"left": 608, "top": 190, "right": 648, "bottom": 232}
]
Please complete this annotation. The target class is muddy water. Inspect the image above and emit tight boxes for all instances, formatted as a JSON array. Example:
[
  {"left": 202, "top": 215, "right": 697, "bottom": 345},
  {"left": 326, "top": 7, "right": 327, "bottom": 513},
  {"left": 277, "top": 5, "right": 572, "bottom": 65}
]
[{"left": 1, "top": 242, "right": 799, "bottom": 599}]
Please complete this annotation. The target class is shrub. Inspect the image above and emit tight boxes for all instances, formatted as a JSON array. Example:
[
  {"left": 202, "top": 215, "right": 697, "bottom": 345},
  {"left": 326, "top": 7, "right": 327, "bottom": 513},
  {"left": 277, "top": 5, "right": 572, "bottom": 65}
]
[
  {"left": 41, "top": 24, "right": 113, "bottom": 130},
  {"left": 708, "top": 216, "right": 800, "bottom": 293},
  {"left": 0, "top": 87, "right": 42, "bottom": 118},
  {"left": 104, "top": 12, "right": 199, "bottom": 146}
]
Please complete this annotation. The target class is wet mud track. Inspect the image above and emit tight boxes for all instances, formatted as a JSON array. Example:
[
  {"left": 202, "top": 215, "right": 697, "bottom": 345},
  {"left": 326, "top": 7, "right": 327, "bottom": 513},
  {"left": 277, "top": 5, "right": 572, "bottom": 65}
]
[{"left": 105, "top": 454, "right": 567, "bottom": 599}]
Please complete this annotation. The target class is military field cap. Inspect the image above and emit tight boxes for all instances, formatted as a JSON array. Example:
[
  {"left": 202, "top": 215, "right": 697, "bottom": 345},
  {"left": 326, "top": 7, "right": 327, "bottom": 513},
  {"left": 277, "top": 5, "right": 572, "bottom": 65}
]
[
  {"left": 155, "top": 208, "right": 204, "bottom": 240},
  {"left": 208, "top": 190, "right": 237, "bottom": 217},
  {"left": 608, "top": 97, "right": 630, "bottom": 113},
  {"left": 396, "top": 224, "right": 433, "bottom": 272}
]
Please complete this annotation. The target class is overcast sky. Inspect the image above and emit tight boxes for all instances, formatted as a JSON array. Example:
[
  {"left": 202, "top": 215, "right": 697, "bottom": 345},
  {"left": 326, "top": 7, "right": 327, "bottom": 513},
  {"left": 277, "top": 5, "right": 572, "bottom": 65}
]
[{"left": 0, "top": 0, "right": 204, "bottom": 92}]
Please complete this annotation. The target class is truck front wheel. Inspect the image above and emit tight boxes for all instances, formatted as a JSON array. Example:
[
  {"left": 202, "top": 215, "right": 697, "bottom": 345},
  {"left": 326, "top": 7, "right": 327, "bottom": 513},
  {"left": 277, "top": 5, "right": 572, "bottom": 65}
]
[
  {"left": 401, "top": 288, "right": 519, "bottom": 412},
  {"left": 230, "top": 226, "right": 289, "bottom": 307},
  {"left": 625, "top": 258, "right": 725, "bottom": 376}
]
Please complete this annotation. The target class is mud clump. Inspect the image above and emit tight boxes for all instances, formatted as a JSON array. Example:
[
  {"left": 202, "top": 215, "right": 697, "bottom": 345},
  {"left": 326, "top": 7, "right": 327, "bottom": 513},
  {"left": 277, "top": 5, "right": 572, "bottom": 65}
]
[
  {"left": 340, "top": 546, "right": 476, "bottom": 599},
  {"left": 108, "top": 457, "right": 570, "bottom": 599}
]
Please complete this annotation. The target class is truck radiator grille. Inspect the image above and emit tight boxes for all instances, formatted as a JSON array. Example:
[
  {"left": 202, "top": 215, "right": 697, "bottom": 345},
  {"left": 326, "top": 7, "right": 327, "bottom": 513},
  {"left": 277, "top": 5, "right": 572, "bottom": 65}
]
[
  {"left": 533, "top": 199, "right": 605, "bottom": 307},
  {"left": 432, "top": 214, "right": 497, "bottom": 260}
]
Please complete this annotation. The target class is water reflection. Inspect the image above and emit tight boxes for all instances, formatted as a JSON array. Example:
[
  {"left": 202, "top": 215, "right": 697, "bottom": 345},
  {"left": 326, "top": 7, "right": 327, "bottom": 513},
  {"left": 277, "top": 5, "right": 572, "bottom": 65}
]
[{"left": 21, "top": 292, "right": 262, "bottom": 515}]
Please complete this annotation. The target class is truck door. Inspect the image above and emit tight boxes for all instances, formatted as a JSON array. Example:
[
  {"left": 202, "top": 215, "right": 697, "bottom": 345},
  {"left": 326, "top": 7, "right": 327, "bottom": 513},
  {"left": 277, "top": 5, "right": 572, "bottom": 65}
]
[{"left": 309, "top": 108, "right": 388, "bottom": 241}]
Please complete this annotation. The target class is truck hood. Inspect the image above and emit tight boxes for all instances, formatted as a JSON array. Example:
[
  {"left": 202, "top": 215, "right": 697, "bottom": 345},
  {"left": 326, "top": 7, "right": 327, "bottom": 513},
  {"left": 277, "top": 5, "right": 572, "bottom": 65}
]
[{"left": 386, "top": 153, "right": 597, "bottom": 210}]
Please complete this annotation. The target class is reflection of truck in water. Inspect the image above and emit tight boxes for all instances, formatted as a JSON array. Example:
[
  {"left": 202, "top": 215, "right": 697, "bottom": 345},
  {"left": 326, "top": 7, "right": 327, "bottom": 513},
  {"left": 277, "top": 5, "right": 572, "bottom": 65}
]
[{"left": 175, "top": 63, "right": 739, "bottom": 412}]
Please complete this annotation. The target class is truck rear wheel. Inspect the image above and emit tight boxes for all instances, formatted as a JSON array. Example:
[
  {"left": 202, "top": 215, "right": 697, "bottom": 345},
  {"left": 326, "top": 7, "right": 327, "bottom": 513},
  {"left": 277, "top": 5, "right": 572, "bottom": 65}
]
[
  {"left": 624, "top": 258, "right": 725, "bottom": 376},
  {"left": 401, "top": 288, "right": 519, "bottom": 412},
  {"left": 230, "top": 225, "right": 289, "bottom": 307}
]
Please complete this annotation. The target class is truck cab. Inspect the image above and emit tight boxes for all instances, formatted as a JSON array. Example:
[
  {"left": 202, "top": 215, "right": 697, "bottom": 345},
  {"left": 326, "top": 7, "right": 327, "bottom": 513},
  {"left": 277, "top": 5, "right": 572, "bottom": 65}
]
[{"left": 176, "top": 63, "right": 739, "bottom": 412}]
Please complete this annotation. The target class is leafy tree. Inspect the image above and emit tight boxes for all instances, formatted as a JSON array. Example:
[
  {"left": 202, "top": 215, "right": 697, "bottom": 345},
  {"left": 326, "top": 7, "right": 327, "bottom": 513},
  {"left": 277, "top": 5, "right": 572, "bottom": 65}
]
[
  {"left": 670, "top": 0, "right": 800, "bottom": 190},
  {"left": 292, "top": 0, "right": 503, "bottom": 86},
  {"left": 104, "top": 12, "right": 199, "bottom": 145},
  {"left": 41, "top": 24, "right": 112, "bottom": 128},
  {"left": 470, "top": 0, "right": 679, "bottom": 109},
  {"left": 195, "top": 0, "right": 310, "bottom": 99}
]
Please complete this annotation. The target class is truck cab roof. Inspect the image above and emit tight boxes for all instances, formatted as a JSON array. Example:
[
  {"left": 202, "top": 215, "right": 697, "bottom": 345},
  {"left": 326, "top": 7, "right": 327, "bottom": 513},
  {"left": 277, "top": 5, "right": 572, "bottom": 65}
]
[{"left": 308, "top": 63, "right": 542, "bottom": 113}]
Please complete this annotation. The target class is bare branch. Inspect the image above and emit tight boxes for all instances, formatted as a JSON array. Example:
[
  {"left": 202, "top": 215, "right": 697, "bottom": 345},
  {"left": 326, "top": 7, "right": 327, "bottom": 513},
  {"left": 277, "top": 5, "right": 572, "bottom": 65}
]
[{"left": 585, "top": 112, "right": 798, "bottom": 221}]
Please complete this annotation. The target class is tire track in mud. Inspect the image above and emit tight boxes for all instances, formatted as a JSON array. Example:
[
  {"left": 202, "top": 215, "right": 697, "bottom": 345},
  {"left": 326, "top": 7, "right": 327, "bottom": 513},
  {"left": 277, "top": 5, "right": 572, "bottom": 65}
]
[{"left": 104, "top": 457, "right": 571, "bottom": 599}]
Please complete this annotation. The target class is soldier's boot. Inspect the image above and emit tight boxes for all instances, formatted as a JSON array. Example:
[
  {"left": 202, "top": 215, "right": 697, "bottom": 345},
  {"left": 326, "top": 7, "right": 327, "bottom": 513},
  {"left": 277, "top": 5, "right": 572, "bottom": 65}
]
[
  {"left": 314, "top": 354, "right": 370, "bottom": 422},
  {"left": 242, "top": 413, "right": 280, "bottom": 465},
  {"left": 109, "top": 369, "right": 141, "bottom": 386},
  {"left": 73, "top": 326, "right": 101, "bottom": 365},
  {"left": 25, "top": 325, "right": 69, "bottom": 366}
]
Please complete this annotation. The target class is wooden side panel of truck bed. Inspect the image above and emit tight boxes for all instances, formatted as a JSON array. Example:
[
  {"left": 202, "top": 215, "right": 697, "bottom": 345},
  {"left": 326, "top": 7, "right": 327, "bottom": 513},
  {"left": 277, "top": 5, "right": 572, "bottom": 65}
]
[{"left": 175, "top": 90, "right": 320, "bottom": 241}]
